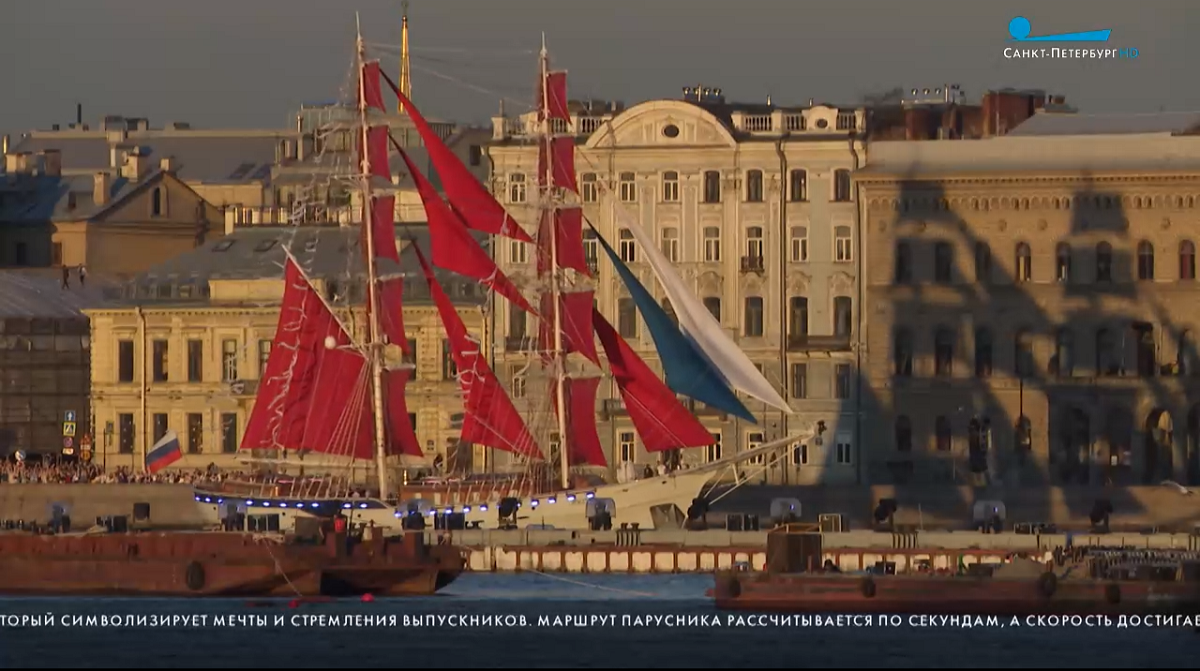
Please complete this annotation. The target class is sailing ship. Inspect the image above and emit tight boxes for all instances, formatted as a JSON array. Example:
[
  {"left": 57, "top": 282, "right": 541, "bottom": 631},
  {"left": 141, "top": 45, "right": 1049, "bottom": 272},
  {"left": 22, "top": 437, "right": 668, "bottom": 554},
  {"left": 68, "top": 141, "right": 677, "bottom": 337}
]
[{"left": 193, "top": 22, "right": 814, "bottom": 532}]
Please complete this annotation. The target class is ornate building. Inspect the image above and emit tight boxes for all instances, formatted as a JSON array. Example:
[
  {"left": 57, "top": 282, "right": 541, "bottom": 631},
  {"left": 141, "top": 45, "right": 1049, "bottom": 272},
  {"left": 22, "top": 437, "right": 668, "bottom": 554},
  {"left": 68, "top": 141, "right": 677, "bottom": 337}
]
[
  {"left": 85, "top": 226, "right": 486, "bottom": 473},
  {"left": 486, "top": 88, "right": 866, "bottom": 484},
  {"left": 857, "top": 126, "right": 1200, "bottom": 486}
]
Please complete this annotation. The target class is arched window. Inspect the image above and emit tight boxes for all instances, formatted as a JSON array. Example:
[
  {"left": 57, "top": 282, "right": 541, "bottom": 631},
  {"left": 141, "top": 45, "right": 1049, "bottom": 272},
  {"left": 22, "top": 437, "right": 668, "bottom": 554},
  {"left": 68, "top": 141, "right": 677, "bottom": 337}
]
[
  {"left": 895, "top": 416, "right": 912, "bottom": 452},
  {"left": 151, "top": 187, "right": 163, "bottom": 216},
  {"left": 974, "top": 327, "right": 993, "bottom": 377},
  {"left": 894, "top": 242, "right": 912, "bottom": 283},
  {"left": 1096, "top": 328, "right": 1117, "bottom": 376},
  {"left": 1096, "top": 242, "right": 1113, "bottom": 282},
  {"left": 934, "top": 327, "right": 955, "bottom": 377},
  {"left": 934, "top": 242, "right": 953, "bottom": 284},
  {"left": 1054, "top": 328, "right": 1075, "bottom": 377},
  {"left": 893, "top": 328, "right": 913, "bottom": 377},
  {"left": 1137, "top": 240, "right": 1155, "bottom": 280},
  {"left": 1180, "top": 240, "right": 1195, "bottom": 281},
  {"left": 974, "top": 242, "right": 992, "bottom": 284},
  {"left": 1055, "top": 242, "right": 1071, "bottom": 282},
  {"left": 935, "top": 416, "right": 952, "bottom": 452},
  {"left": 1014, "top": 329, "right": 1033, "bottom": 378},
  {"left": 1015, "top": 242, "right": 1032, "bottom": 282}
]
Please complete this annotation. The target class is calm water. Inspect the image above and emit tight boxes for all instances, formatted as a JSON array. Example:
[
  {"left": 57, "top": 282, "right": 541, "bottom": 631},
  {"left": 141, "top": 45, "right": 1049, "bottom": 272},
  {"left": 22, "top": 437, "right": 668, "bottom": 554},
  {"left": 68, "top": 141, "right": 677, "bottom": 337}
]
[{"left": 0, "top": 574, "right": 1195, "bottom": 667}]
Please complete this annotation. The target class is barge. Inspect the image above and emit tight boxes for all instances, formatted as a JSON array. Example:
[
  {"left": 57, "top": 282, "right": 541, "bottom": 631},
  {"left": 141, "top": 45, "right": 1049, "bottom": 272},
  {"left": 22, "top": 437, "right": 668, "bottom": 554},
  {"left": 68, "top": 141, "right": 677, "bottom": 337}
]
[{"left": 713, "top": 525, "right": 1200, "bottom": 615}]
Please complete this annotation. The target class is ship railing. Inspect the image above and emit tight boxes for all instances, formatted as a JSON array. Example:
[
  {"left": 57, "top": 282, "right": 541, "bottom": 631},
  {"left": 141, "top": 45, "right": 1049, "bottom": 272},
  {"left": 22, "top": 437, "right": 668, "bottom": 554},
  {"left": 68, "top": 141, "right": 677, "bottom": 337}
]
[{"left": 770, "top": 523, "right": 821, "bottom": 535}]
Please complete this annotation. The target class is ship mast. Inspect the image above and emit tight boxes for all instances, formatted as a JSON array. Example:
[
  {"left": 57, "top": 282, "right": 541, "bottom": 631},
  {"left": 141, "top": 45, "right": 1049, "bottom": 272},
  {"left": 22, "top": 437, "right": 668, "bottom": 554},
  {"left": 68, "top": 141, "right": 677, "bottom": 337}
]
[
  {"left": 398, "top": 0, "right": 411, "bottom": 114},
  {"left": 355, "top": 16, "right": 392, "bottom": 501},
  {"left": 540, "top": 35, "right": 571, "bottom": 492}
]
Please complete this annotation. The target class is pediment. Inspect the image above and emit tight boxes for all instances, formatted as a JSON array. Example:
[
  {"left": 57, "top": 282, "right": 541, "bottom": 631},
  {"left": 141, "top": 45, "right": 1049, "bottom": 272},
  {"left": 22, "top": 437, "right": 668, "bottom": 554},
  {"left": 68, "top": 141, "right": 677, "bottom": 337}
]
[
  {"left": 787, "top": 271, "right": 811, "bottom": 295},
  {"left": 586, "top": 100, "right": 737, "bottom": 150},
  {"left": 830, "top": 270, "right": 855, "bottom": 294}
]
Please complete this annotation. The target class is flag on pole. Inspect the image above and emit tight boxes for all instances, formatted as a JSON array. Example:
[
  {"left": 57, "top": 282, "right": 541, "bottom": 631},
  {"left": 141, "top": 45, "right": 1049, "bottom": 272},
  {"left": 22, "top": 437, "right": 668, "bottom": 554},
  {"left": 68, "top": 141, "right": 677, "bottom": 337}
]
[{"left": 146, "top": 430, "right": 182, "bottom": 474}]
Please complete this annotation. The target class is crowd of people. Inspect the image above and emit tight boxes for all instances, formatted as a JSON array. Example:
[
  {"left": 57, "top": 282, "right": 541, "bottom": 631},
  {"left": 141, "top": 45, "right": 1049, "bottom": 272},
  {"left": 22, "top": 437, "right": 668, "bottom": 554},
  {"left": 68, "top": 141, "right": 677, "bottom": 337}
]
[{"left": 0, "top": 462, "right": 238, "bottom": 485}]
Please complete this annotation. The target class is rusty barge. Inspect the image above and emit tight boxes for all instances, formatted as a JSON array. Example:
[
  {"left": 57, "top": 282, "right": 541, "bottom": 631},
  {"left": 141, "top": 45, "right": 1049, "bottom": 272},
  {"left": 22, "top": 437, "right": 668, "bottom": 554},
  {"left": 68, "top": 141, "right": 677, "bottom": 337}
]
[{"left": 713, "top": 525, "right": 1200, "bottom": 615}]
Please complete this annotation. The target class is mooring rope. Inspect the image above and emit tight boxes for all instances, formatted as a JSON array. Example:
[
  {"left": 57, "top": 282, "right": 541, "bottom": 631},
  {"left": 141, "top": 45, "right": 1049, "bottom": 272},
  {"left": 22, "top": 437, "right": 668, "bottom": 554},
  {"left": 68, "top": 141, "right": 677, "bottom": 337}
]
[{"left": 527, "top": 569, "right": 661, "bottom": 598}]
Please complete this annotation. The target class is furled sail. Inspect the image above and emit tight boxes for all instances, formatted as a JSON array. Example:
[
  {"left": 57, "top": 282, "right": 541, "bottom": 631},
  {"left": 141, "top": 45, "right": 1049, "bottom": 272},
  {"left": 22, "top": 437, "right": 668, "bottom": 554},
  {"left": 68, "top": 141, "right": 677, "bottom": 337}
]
[
  {"left": 592, "top": 226, "right": 755, "bottom": 422},
  {"left": 592, "top": 309, "right": 715, "bottom": 452},
  {"left": 615, "top": 209, "right": 793, "bottom": 416},
  {"left": 383, "top": 75, "right": 532, "bottom": 243},
  {"left": 413, "top": 245, "right": 542, "bottom": 459}
]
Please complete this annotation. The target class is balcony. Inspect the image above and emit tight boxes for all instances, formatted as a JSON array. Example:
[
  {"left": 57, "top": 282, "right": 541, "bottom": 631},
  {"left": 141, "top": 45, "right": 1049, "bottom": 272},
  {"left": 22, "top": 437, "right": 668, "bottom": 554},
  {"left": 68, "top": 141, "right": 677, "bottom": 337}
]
[
  {"left": 225, "top": 379, "right": 261, "bottom": 397},
  {"left": 505, "top": 336, "right": 533, "bottom": 352},
  {"left": 786, "top": 334, "right": 852, "bottom": 352},
  {"left": 740, "top": 255, "right": 765, "bottom": 275},
  {"left": 602, "top": 395, "right": 728, "bottom": 419}
]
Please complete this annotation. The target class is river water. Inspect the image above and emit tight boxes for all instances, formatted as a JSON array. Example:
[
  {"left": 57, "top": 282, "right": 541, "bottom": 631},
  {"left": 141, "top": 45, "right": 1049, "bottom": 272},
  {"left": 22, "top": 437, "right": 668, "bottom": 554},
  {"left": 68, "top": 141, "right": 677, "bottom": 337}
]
[{"left": 0, "top": 574, "right": 1194, "bottom": 667}]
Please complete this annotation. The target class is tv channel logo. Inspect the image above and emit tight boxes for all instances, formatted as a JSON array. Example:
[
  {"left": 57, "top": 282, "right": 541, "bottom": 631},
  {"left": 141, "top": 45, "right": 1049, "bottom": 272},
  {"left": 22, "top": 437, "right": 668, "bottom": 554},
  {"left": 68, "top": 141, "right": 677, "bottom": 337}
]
[{"left": 1003, "top": 17, "right": 1138, "bottom": 60}]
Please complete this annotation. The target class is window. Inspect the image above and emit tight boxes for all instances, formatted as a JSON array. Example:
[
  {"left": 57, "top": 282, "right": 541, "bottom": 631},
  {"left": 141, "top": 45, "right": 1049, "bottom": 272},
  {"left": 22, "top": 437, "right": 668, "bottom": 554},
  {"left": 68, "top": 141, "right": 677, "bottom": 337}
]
[
  {"left": 187, "top": 340, "right": 203, "bottom": 382},
  {"left": 662, "top": 171, "right": 680, "bottom": 202},
  {"left": 512, "top": 374, "right": 526, "bottom": 399},
  {"left": 974, "top": 327, "right": 993, "bottom": 377},
  {"left": 580, "top": 173, "right": 598, "bottom": 203},
  {"left": 118, "top": 340, "right": 134, "bottom": 383},
  {"left": 790, "top": 363, "right": 807, "bottom": 398},
  {"left": 221, "top": 339, "right": 238, "bottom": 381},
  {"left": 405, "top": 338, "right": 418, "bottom": 370},
  {"left": 790, "top": 226, "right": 808, "bottom": 262},
  {"left": 1054, "top": 328, "right": 1075, "bottom": 377},
  {"left": 833, "top": 296, "right": 852, "bottom": 337},
  {"left": 789, "top": 297, "right": 809, "bottom": 339},
  {"left": 834, "top": 364, "right": 851, "bottom": 399},
  {"left": 893, "top": 328, "right": 913, "bottom": 376},
  {"left": 1056, "top": 243, "right": 1072, "bottom": 282},
  {"left": 934, "top": 328, "right": 955, "bottom": 377},
  {"left": 1096, "top": 242, "right": 1113, "bottom": 282},
  {"left": 1096, "top": 328, "right": 1118, "bottom": 376},
  {"left": 583, "top": 229, "right": 598, "bottom": 269},
  {"left": 442, "top": 340, "right": 456, "bottom": 379},
  {"left": 895, "top": 416, "right": 912, "bottom": 452},
  {"left": 152, "top": 413, "right": 168, "bottom": 443},
  {"left": 975, "top": 242, "right": 992, "bottom": 284},
  {"left": 746, "top": 169, "right": 764, "bottom": 202},
  {"left": 935, "top": 416, "right": 951, "bottom": 452},
  {"left": 746, "top": 226, "right": 764, "bottom": 259},
  {"left": 1137, "top": 240, "right": 1155, "bottom": 280},
  {"left": 833, "top": 169, "right": 851, "bottom": 202},
  {"left": 934, "top": 242, "right": 953, "bottom": 283},
  {"left": 619, "top": 172, "right": 636, "bottom": 202},
  {"left": 702, "top": 170, "right": 721, "bottom": 203},
  {"left": 509, "top": 240, "right": 527, "bottom": 264},
  {"left": 792, "top": 443, "right": 808, "bottom": 466},
  {"left": 186, "top": 413, "right": 203, "bottom": 454},
  {"left": 51, "top": 242, "right": 63, "bottom": 266},
  {"left": 835, "top": 435, "right": 852, "bottom": 465},
  {"left": 220, "top": 414, "right": 238, "bottom": 453},
  {"left": 618, "top": 229, "right": 636, "bottom": 262},
  {"left": 152, "top": 340, "right": 169, "bottom": 382},
  {"left": 746, "top": 432, "right": 765, "bottom": 465},
  {"left": 118, "top": 413, "right": 135, "bottom": 453},
  {"left": 660, "top": 227, "right": 680, "bottom": 262},
  {"left": 508, "top": 302, "right": 526, "bottom": 339},
  {"left": 834, "top": 226, "right": 852, "bottom": 262},
  {"left": 618, "top": 298, "right": 638, "bottom": 338},
  {"left": 1181, "top": 241, "right": 1196, "bottom": 281},
  {"left": 1015, "top": 242, "right": 1032, "bottom": 282},
  {"left": 258, "top": 339, "right": 271, "bottom": 375},
  {"left": 744, "top": 297, "right": 764, "bottom": 337},
  {"left": 705, "top": 432, "right": 722, "bottom": 463},
  {"left": 703, "top": 296, "right": 721, "bottom": 322},
  {"left": 1014, "top": 329, "right": 1034, "bottom": 377},
  {"left": 618, "top": 432, "right": 635, "bottom": 463},
  {"left": 789, "top": 169, "right": 807, "bottom": 202},
  {"left": 894, "top": 242, "right": 912, "bottom": 283},
  {"left": 703, "top": 227, "right": 721, "bottom": 262},
  {"left": 152, "top": 187, "right": 163, "bottom": 216},
  {"left": 508, "top": 173, "right": 527, "bottom": 203}
]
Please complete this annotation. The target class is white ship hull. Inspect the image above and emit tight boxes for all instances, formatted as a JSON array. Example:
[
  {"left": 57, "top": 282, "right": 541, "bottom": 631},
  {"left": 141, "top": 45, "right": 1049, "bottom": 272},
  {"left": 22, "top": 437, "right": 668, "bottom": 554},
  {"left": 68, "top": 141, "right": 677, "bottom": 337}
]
[{"left": 192, "top": 468, "right": 715, "bottom": 532}]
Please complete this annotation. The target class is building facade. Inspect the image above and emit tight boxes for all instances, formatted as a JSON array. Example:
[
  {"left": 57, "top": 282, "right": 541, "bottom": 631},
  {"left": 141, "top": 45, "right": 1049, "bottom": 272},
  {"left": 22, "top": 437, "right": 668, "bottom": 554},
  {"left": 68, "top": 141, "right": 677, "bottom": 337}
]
[
  {"left": 85, "top": 226, "right": 487, "bottom": 474},
  {"left": 857, "top": 129, "right": 1200, "bottom": 487},
  {"left": 487, "top": 88, "right": 866, "bottom": 484}
]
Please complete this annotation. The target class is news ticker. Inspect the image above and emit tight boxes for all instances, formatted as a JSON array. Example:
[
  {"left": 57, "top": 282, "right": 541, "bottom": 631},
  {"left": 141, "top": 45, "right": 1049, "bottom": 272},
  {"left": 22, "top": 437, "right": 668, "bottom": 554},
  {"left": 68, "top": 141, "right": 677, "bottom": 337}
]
[{"left": 0, "top": 613, "right": 1195, "bottom": 630}]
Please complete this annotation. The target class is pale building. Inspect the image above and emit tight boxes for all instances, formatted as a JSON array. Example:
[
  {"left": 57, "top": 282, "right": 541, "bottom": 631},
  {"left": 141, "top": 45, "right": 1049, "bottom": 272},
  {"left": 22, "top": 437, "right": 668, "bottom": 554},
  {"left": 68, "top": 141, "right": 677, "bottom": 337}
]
[
  {"left": 856, "top": 117, "right": 1200, "bottom": 487},
  {"left": 486, "top": 87, "right": 867, "bottom": 484},
  {"left": 85, "top": 225, "right": 488, "bottom": 473}
]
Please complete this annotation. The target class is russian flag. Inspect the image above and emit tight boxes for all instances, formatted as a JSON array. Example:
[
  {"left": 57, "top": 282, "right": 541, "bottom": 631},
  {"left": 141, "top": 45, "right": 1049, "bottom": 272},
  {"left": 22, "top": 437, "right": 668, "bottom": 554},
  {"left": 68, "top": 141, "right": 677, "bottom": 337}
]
[{"left": 146, "top": 430, "right": 183, "bottom": 474}]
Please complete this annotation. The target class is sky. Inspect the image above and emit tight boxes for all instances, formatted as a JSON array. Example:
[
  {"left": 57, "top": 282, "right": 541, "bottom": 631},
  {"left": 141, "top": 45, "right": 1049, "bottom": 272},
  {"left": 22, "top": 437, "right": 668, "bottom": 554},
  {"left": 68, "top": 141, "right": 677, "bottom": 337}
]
[{"left": 2, "top": 0, "right": 1197, "bottom": 134}]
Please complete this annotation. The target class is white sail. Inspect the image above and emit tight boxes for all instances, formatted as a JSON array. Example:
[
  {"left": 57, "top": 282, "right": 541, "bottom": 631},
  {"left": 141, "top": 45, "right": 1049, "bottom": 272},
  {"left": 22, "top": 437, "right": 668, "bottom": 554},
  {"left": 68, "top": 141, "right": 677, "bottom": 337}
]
[{"left": 615, "top": 207, "right": 793, "bottom": 415}]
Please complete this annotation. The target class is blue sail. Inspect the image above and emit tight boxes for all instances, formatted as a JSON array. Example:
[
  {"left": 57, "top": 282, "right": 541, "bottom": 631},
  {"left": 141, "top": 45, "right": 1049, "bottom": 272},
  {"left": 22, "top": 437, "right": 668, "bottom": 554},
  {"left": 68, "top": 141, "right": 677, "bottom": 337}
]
[{"left": 593, "top": 227, "right": 755, "bottom": 423}]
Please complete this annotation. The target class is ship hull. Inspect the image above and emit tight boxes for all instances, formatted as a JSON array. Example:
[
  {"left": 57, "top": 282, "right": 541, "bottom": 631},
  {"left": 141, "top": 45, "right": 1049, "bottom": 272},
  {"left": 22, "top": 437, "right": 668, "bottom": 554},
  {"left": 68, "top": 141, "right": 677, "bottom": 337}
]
[
  {"left": 712, "top": 572, "right": 1200, "bottom": 615},
  {"left": 193, "top": 468, "right": 714, "bottom": 532},
  {"left": 0, "top": 532, "right": 464, "bottom": 598}
]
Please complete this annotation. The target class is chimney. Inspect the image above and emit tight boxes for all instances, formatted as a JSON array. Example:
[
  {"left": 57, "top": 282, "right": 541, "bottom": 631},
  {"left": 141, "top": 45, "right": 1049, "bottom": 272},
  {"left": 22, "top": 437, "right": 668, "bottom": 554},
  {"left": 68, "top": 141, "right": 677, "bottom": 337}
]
[
  {"left": 93, "top": 172, "right": 111, "bottom": 207},
  {"left": 159, "top": 156, "right": 177, "bottom": 173},
  {"left": 121, "top": 147, "right": 149, "bottom": 180},
  {"left": 42, "top": 149, "right": 62, "bottom": 177}
]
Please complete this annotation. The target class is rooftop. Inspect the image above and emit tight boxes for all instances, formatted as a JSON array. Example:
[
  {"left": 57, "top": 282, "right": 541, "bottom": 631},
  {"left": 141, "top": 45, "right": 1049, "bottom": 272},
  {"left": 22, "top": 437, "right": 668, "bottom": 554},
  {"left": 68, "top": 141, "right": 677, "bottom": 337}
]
[
  {"left": 1006, "top": 111, "right": 1200, "bottom": 137},
  {"left": 0, "top": 269, "right": 122, "bottom": 319}
]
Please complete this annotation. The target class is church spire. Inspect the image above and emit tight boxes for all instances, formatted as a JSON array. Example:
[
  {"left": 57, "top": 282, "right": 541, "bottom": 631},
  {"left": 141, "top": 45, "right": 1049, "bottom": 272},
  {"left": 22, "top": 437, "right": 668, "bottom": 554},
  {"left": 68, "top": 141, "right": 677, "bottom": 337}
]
[{"left": 398, "top": 0, "right": 412, "bottom": 113}]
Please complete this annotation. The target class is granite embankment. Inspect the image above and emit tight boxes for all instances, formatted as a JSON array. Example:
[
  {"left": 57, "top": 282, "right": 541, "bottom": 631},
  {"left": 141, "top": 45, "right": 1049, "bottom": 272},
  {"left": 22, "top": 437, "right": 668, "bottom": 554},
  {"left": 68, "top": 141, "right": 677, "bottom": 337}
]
[{"left": 0, "top": 484, "right": 207, "bottom": 527}]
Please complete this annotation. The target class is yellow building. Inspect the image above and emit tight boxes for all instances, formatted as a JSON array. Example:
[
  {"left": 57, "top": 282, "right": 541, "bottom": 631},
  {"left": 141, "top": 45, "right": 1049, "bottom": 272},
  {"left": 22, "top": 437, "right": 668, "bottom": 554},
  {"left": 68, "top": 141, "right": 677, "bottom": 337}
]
[{"left": 84, "top": 225, "right": 488, "bottom": 473}]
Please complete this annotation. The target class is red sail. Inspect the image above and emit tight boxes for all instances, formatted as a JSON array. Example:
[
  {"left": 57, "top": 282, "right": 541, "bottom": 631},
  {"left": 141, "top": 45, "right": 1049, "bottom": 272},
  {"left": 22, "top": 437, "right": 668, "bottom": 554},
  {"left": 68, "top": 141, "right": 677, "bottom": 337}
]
[
  {"left": 592, "top": 308, "right": 714, "bottom": 452},
  {"left": 539, "top": 71, "right": 570, "bottom": 122},
  {"left": 414, "top": 246, "right": 542, "bottom": 459},
  {"left": 549, "top": 376, "right": 606, "bottom": 467},
  {"left": 385, "top": 367, "right": 422, "bottom": 458},
  {"left": 378, "top": 277, "right": 408, "bottom": 354},
  {"left": 394, "top": 142, "right": 536, "bottom": 315},
  {"left": 537, "top": 137, "right": 578, "bottom": 192},
  {"left": 385, "top": 80, "right": 532, "bottom": 243},
  {"left": 538, "top": 290, "right": 599, "bottom": 365},
  {"left": 361, "top": 61, "right": 386, "bottom": 110},
  {"left": 359, "top": 62, "right": 398, "bottom": 263},
  {"left": 536, "top": 208, "right": 589, "bottom": 277}
]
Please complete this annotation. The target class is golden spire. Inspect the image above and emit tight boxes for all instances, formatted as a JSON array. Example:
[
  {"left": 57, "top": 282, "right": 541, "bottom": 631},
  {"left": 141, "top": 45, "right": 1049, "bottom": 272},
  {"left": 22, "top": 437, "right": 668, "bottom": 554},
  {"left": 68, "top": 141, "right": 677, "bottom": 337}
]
[{"left": 399, "top": 0, "right": 412, "bottom": 113}]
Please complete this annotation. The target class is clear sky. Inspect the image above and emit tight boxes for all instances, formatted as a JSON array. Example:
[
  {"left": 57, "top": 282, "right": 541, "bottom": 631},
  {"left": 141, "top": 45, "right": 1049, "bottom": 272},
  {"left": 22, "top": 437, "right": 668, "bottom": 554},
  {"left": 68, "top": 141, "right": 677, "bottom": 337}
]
[{"left": 2, "top": 0, "right": 1196, "bottom": 134}]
